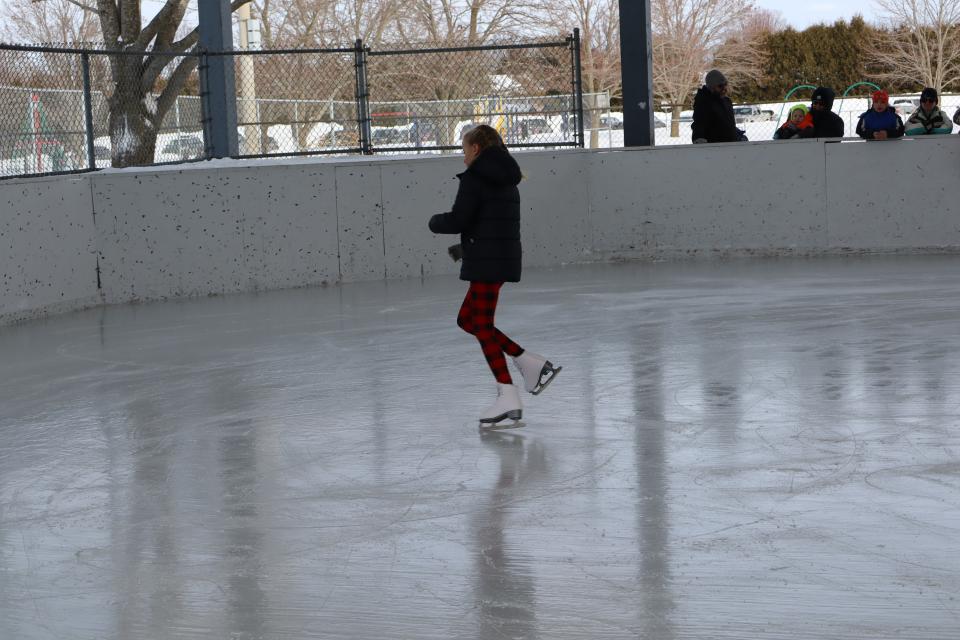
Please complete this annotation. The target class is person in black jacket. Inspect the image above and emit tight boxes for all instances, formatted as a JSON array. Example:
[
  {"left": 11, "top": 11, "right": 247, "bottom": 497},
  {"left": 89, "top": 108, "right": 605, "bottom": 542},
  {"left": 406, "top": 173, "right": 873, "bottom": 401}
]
[
  {"left": 801, "top": 87, "right": 846, "bottom": 138},
  {"left": 691, "top": 70, "right": 746, "bottom": 144},
  {"left": 429, "top": 124, "right": 561, "bottom": 428}
]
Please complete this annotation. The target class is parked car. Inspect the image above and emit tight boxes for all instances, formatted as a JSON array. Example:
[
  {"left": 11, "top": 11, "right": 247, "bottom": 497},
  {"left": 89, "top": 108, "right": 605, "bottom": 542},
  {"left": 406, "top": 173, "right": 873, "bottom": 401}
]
[
  {"left": 371, "top": 124, "right": 414, "bottom": 146},
  {"left": 155, "top": 133, "right": 205, "bottom": 163},
  {"left": 733, "top": 105, "right": 769, "bottom": 123},
  {"left": 892, "top": 98, "right": 920, "bottom": 117},
  {"left": 516, "top": 116, "right": 552, "bottom": 137},
  {"left": 600, "top": 112, "right": 623, "bottom": 129}
]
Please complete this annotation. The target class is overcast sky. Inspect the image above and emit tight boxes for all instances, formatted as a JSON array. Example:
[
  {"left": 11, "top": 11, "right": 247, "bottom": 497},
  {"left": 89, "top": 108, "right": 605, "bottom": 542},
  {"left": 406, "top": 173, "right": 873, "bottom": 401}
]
[
  {"left": 755, "top": 0, "right": 877, "bottom": 29},
  {"left": 147, "top": 0, "right": 878, "bottom": 32},
  {"left": 0, "top": 0, "right": 880, "bottom": 40}
]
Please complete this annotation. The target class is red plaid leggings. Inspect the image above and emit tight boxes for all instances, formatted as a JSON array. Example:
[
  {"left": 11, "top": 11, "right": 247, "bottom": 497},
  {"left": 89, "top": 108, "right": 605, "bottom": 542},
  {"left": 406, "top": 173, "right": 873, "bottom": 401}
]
[{"left": 458, "top": 282, "right": 524, "bottom": 384}]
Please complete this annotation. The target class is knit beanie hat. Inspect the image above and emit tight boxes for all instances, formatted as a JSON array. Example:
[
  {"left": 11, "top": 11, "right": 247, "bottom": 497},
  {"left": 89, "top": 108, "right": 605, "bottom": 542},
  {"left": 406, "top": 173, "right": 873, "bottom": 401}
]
[
  {"left": 789, "top": 104, "right": 808, "bottom": 117},
  {"left": 920, "top": 87, "right": 938, "bottom": 102},
  {"left": 811, "top": 87, "right": 835, "bottom": 109},
  {"left": 872, "top": 89, "right": 889, "bottom": 103},
  {"left": 705, "top": 69, "right": 727, "bottom": 88}
]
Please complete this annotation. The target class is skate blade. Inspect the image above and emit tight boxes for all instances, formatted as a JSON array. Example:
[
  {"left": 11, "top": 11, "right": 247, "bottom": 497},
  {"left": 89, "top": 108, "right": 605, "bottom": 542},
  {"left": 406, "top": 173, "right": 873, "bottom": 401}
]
[
  {"left": 478, "top": 419, "right": 525, "bottom": 431},
  {"left": 478, "top": 409, "right": 523, "bottom": 430},
  {"left": 531, "top": 364, "right": 561, "bottom": 396}
]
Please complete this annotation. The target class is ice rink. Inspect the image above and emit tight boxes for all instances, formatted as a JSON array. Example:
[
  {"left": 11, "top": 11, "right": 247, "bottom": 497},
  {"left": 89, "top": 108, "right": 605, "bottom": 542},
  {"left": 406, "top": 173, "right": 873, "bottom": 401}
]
[{"left": 1, "top": 256, "right": 959, "bottom": 639}]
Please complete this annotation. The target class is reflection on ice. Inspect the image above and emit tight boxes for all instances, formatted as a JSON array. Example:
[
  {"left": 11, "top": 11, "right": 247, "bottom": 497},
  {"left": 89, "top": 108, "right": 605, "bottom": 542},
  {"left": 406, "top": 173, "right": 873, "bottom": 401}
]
[{"left": 1, "top": 256, "right": 959, "bottom": 639}]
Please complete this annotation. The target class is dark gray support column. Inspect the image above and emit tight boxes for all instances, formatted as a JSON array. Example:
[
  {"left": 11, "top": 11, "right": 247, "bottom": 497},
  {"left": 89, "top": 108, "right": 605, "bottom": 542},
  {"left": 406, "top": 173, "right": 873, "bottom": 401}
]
[
  {"left": 618, "top": 0, "right": 655, "bottom": 147},
  {"left": 198, "top": 0, "right": 238, "bottom": 158}
]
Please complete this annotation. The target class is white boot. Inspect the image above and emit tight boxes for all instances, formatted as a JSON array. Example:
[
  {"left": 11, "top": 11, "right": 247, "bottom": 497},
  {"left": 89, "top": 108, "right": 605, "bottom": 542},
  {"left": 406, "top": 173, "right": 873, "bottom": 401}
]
[
  {"left": 512, "top": 351, "right": 562, "bottom": 395},
  {"left": 479, "top": 383, "right": 523, "bottom": 428}
]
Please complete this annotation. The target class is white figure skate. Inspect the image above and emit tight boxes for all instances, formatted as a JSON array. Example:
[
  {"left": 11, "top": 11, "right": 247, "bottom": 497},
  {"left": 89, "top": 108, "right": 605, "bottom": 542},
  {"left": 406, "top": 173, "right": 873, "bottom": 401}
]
[
  {"left": 478, "top": 383, "right": 524, "bottom": 430},
  {"left": 512, "top": 351, "right": 562, "bottom": 395}
]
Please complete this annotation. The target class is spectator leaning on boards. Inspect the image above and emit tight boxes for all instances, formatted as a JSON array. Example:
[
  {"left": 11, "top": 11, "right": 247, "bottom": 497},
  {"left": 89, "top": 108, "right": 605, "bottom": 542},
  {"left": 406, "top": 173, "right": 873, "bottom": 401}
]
[
  {"left": 806, "top": 87, "right": 845, "bottom": 138},
  {"left": 774, "top": 104, "right": 814, "bottom": 139},
  {"left": 903, "top": 88, "right": 953, "bottom": 136},
  {"left": 691, "top": 70, "right": 747, "bottom": 144},
  {"left": 856, "top": 90, "right": 904, "bottom": 140}
]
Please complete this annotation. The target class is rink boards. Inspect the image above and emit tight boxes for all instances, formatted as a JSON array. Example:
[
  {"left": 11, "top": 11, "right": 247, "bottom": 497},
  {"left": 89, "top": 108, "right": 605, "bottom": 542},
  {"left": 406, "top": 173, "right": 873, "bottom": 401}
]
[{"left": 2, "top": 137, "right": 959, "bottom": 325}]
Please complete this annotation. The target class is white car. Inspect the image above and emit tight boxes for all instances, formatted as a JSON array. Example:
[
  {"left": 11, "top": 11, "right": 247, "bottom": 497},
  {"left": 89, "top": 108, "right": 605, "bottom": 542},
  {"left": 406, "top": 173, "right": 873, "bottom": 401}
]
[
  {"left": 154, "top": 133, "right": 205, "bottom": 163},
  {"left": 733, "top": 105, "right": 767, "bottom": 123},
  {"left": 892, "top": 98, "right": 920, "bottom": 118}
]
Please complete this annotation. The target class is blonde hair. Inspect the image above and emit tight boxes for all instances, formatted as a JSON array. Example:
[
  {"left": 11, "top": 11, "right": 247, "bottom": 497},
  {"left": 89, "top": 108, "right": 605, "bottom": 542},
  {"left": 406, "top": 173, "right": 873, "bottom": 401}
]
[{"left": 462, "top": 124, "right": 505, "bottom": 152}]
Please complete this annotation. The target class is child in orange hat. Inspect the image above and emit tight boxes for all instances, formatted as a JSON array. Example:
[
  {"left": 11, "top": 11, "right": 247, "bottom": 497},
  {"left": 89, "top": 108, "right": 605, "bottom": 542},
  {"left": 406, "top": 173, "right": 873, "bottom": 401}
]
[{"left": 855, "top": 90, "right": 904, "bottom": 140}]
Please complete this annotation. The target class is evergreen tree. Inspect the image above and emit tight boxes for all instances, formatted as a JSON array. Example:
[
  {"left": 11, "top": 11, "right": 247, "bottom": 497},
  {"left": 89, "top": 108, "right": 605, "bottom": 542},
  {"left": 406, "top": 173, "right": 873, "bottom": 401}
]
[{"left": 728, "top": 17, "right": 917, "bottom": 103}]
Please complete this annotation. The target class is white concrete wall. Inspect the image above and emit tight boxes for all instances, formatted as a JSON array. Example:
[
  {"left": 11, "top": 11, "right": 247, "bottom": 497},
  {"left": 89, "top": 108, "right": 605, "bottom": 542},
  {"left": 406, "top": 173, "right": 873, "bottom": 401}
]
[
  {"left": 2, "top": 137, "right": 959, "bottom": 326},
  {"left": 0, "top": 174, "right": 100, "bottom": 324},
  {"left": 587, "top": 140, "right": 830, "bottom": 259},
  {"left": 92, "top": 165, "right": 341, "bottom": 304},
  {"left": 825, "top": 137, "right": 960, "bottom": 249}
]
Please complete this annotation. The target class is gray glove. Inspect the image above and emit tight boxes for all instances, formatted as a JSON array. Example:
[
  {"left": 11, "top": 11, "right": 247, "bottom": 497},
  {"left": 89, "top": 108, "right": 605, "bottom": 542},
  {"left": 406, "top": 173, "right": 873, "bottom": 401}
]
[{"left": 447, "top": 244, "right": 463, "bottom": 262}]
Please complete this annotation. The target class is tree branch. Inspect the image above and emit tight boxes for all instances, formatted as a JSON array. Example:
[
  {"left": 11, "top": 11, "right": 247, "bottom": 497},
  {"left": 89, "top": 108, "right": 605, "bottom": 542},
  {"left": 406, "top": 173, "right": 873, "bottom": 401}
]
[
  {"left": 61, "top": 0, "right": 97, "bottom": 14},
  {"left": 135, "top": 0, "right": 183, "bottom": 50},
  {"left": 153, "top": 54, "right": 200, "bottom": 127},
  {"left": 140, "top": 32, "right": 198, "bottom": 92},
  {"left": 96, "top": 0, "right": 120, "bottom": 44}
]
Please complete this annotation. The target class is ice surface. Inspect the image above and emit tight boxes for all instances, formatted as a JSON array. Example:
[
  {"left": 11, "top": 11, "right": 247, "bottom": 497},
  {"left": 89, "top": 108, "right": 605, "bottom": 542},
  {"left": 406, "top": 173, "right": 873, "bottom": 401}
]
[{"left": 1, "top": 257, "right": 958, "bottom": 639}]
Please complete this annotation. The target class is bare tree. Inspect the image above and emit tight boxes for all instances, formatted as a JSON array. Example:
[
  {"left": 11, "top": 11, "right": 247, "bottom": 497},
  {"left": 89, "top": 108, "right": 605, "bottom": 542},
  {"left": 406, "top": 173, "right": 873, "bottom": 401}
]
[
  {"left": 0, "top": 0, "right": 102, "bottom": 88},
  {"left": 374, "top": 0, "right": 537, "bottom": 144},
  {"left": 329, "top": 0, "right": 404, "bottom": 45},
  {"left": 23, "top": 0, "right": 252, "bottom": 166},
  {"left": 536, "top": 0, "right": 621, "bottom": 147},
  {"left": 397, "top": 0, "right": 530, "bottom": 45},
  {"left": 870, "top": 0, "right": 960, "bottom": 93},
  {"left": 0, "top": 0, "right": 100, "bottom": 43},
  {"left": 713, "top": 9, "right": 777, "bottom": 96},
  {"left": 651, "top": 0, "right": 755, "bottom": 137},
  {"left": 248, "top": 0, "right": 406, "bottom": 49}
]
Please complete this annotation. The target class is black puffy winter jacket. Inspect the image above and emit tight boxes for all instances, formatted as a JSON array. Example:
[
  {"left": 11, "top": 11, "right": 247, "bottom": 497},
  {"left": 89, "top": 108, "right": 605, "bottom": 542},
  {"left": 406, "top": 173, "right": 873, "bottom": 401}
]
[
  {"left": 429, "top": 145, "right": 522, "bottom": 283},
  {"left": 800, "top": 87, "right": 846, "bottom": 138},
  {"left": 691, "top": 86, "right": 740, "bottom": 143}
]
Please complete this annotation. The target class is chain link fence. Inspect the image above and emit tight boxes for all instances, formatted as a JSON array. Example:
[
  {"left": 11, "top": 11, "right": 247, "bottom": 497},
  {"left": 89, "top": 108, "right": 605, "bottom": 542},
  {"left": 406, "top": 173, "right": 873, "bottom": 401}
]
[{"left": 0, "top": 35, "right": 585, "bottom": 179}]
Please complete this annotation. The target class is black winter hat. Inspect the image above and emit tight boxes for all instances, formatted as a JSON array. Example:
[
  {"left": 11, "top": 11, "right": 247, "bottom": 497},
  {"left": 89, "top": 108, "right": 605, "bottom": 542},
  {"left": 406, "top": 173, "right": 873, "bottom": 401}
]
[
  {"left": 921, "top": 87, "right": 938, "bottom": 102},
  {"left": 811, "top": 87, "right": 836, "bottom": 110}
]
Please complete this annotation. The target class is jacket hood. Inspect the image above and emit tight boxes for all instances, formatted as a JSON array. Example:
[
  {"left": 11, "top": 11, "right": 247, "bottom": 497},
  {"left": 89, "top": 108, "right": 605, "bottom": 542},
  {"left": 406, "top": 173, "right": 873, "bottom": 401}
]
[
  {"left": 465, "top": 145, "right": 522, "bottom": 187},
  {"left": 696, "top": 85, "right": 715, "bottom": 98},
  {"left": 811, "top": 87, "right": 835, "bottom": 110}
]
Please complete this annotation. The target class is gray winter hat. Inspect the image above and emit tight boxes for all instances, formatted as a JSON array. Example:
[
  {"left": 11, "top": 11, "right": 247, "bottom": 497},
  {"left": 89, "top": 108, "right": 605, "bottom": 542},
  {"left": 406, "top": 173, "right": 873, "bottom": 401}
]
[{"left": 705, "top": 69, "right": 727, "bottom": 88}]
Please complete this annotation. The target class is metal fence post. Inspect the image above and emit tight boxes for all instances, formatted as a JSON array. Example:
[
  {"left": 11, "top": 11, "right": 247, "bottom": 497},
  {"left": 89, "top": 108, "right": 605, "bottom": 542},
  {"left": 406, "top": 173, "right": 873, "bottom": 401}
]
[
  {"left": 354, "top": 39, "right": 372, "bottom": 154},
  {"left": 198, "top": 51, "right": 213, "bottom": 158},
  {"left": 571, "top": 29, "right": 585, "bottom": 148},
  {"left": 80, "top": 52, "right": 96, "bottom": 170}
]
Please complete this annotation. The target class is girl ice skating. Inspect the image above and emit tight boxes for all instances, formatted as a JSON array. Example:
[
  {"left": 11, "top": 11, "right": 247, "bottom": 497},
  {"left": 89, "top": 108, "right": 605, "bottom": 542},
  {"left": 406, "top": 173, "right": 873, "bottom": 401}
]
[{"left": 429, "top": 124, "right": 560, "bottom": 428}]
